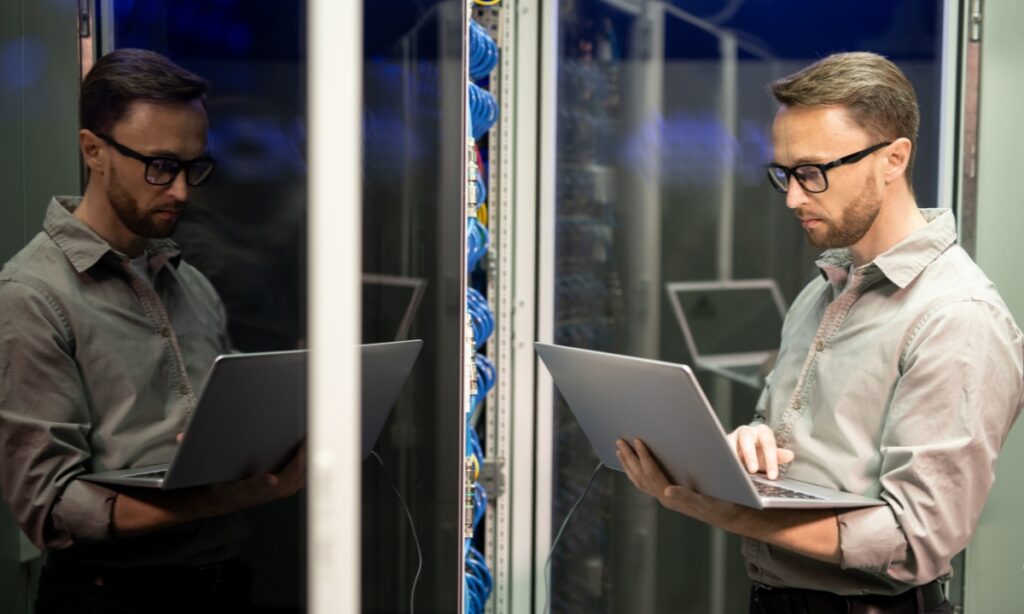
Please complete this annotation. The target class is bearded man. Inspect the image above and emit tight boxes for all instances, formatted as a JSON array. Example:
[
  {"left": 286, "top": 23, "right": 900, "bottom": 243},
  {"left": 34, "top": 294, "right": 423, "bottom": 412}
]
[
  {"left": 617, "top": 52, "right": 1022, "bottom": 614},
  {"left": 0, "top": 49, "right": 302, "bottom": 613}
]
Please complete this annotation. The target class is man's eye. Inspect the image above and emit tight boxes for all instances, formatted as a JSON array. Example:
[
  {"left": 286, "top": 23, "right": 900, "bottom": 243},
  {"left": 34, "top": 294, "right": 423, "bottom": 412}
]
[{"left": 149, "top": 159, "right": 181, "bottom": 174}]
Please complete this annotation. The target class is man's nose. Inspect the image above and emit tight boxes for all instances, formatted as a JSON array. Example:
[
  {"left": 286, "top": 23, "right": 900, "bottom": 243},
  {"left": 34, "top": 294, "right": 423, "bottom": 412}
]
[
  {"left": 785, "top": 176, "right": 809, "bottom": 210},
  {"left": 166, "top": 169, "right": 189, "bottom": 202}
]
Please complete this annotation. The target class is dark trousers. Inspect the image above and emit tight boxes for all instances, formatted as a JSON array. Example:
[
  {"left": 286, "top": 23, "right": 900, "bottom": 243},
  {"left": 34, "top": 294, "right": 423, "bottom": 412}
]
[
  {"left": 749, "top": 582, "right": 953, "bottom": 614},
  {"left": 35, "top": 556, "right": 255, "bottom": 614}
]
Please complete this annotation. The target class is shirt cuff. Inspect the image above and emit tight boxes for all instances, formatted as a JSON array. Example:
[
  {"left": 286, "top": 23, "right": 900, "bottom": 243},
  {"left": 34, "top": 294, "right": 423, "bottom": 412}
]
[
  {"left": 837, "top": 505, "right": 908, "bottom": 574},
  {"left": 50, "top": 479, "right": 118, "bottom": 545}
]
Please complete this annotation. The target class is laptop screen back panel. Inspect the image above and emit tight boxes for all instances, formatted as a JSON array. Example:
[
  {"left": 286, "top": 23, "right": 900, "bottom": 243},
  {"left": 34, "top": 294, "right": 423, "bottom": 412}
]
[
  {"left": 536, "top": 343, "right": 762, "bottom": 508},
  {"left": 163, "top": 350, "right": 307, "bottom": 489},
  {"left": 360, "top": 339, "right": 423, "bottom": 458},
  {"left": 666, "top": 282, "right": 785, "bottom": 364}
]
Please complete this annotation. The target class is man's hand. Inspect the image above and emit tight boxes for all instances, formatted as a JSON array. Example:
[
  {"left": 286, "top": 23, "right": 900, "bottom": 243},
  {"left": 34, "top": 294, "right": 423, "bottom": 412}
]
[
  {"left": 615, "top": 438, "right": 737, "bottom": 521},
  {"left": 201, "top": 442, "right": 307, "bottom": 512},
  {"left": 614, "top": 436, "right": 840, "bottom": 564},
  {"left": 727, "top": 424, "right": 794, "bottom": 479}
]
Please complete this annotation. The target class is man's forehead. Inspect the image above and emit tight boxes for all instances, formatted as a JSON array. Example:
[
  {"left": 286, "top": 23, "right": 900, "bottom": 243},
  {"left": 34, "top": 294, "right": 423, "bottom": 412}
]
[
  {"left": 112, "top": 100, "right": 209, "bottom": 153},
  {"left": 119, "top": 99, "right": 207, "bottom": 125},
  {"left": 771, "top": 105, "right": 866, "bottom": 161}
]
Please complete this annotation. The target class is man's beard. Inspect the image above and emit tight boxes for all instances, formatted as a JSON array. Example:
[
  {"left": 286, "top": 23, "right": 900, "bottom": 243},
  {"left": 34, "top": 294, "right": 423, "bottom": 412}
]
[
  {"left": 804, "top": 176, "right": 882, "bottom": 250},
  {"left": 107, "top": 166, "right": 181, "bottom": 239}
]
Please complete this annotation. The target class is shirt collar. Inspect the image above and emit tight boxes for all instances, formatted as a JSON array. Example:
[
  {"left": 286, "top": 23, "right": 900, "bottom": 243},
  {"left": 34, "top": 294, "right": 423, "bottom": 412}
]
[
  {"left": 815, "top": 208, "right": 957, "bottom": 290},
  {"left": 43, "top": 196, "right": 181, "bottom": 273}
]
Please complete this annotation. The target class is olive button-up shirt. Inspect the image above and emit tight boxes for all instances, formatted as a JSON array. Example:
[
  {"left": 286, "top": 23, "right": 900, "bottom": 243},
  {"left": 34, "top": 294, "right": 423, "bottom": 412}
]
[
  {"left": 744, "top": 208, "right": 1024, "bottom": 595},
  {"left": 0, "top": 197, "right": 244, "bottom": 566}
]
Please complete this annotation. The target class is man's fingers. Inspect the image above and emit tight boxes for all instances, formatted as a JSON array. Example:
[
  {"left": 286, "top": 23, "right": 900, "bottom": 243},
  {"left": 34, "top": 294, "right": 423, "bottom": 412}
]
[
  {"left": 736, "top": 428, "right": 761, "bottom": 474},
  {"left": 633, "top": 438, "right": 673, "bottom": 493},
  {"left": 777, "top": 448, "right": 795, "bottom": 464},
  {"left": 758, "top": 430, "right": 780, "bottom": 479},
  {"left": 615, "top": 439, "right": 646, "bottom": 491}
]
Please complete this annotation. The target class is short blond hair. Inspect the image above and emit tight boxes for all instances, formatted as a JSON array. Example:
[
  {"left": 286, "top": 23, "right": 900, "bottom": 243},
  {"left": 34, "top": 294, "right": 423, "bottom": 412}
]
[{"left": 770, "top": 52, "right": 919, "bottom": 184}]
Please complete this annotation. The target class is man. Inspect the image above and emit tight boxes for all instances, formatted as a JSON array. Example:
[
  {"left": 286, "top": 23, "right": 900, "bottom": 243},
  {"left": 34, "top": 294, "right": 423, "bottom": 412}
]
[
  {"left": 617, "top": 52, "right": 1023, "bottom": 613},
  {"left": 0, "top": 49, "right": 303, "bottom": 613}
]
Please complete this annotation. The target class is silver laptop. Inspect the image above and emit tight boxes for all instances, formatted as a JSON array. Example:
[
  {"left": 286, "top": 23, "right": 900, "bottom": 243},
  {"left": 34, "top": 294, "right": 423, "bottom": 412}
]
[
  {"left": 362, "top": 273, "right": 427, "bottom": 342},
  {"left": 665, "top": 279, "right": 787, "bottom": 390},
  {"left": 536, "top": 343, "right": 883, "bottom": 509},
  {"left": 79, "top": 340, "right": 422, "bottom": 490}
]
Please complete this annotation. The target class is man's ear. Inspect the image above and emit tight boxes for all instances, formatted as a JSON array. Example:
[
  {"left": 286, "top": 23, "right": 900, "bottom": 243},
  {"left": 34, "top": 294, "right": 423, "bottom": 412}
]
[
  {"left": 79, "top": 129, "right": 105, "bottom": 176},
  {"left": 883, "top": 137, "right": 912, "bottom": 185}
]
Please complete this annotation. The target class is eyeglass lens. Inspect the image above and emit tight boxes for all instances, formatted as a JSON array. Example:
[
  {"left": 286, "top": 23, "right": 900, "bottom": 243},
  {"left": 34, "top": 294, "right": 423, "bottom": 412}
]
[
  {"left": 767, "top": 165, "right": 827, "bottom": 194},
  {"left": 145, "top": 159, "right": 215, "bottom": 187}
]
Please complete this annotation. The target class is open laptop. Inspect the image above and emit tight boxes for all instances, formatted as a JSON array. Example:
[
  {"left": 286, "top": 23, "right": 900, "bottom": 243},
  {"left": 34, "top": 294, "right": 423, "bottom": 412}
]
[
  {"left": 535, "top": 343, "right": 883, "bottom": 509},
  {"left": 79, "top": 340, "right": 422, "bottom": 490},
  {"left": 665, "top": 279, "right": 787, "bottom": 390},
  {"left": 362, "top": 273, "right": 427, "bottom": 343}
]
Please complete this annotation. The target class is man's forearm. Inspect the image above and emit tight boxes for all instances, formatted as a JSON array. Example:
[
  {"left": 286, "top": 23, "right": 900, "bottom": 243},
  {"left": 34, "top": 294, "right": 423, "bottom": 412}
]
[
  {"left": 111, "top": 489, "right": 215, "bottom": 538},
  {"left": 111, "top": 451, "right": 306, "bottom": 539},
  {"left": 677, "top": 490, "right": 841, "bottom": 563}
]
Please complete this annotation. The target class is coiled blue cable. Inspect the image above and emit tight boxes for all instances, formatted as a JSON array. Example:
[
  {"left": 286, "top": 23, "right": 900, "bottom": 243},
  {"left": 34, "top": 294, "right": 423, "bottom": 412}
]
[
  {"left": 467, "top": 217, "right": 489, "bottom": 271},
  {"left": 477, "top": 174, "right": 487, "bottom": 205},
  {"left": 467, "top": 287, "right": 494, "bottom": 348},
  {"left": 469, "top": 20, "right": 499, "bottom": 81},
  {"left": 468, "top": 82, "right": 499, "bottom": 139},
  {"left": 466, "top": 21, "right": 498, "bottom": 614}
]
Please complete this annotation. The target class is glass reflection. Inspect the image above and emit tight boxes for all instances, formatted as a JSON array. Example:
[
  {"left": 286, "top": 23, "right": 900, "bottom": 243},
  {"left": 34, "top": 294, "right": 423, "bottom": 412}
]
[
  {"left": 106, "top": 2, "right": 468, "bottom": 613},
  {"left": 362, "top": 1, "right": 465, "bottom": 613}
]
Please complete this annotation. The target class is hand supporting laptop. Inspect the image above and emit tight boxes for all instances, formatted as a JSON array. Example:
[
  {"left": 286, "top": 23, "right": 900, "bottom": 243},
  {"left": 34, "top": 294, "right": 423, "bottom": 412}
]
[
  {"left": 615, "top": 434, "right": 841, "bottom": 564},
  {"left": 111, "top": 442, "right": 307, "bottom": 539}
]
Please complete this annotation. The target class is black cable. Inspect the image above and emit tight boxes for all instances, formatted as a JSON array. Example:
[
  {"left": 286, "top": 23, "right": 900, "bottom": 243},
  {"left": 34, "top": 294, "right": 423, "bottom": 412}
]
[
  {"left": 543, "top": 461, "right": 605, "bottom": 614},
  {"left": 370, "top": 450, "right": 423, "bottom": 614}
]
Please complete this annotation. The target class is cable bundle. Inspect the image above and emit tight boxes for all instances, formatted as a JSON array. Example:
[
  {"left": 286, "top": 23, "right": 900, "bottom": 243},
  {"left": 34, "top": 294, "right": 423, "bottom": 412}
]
[
  {"left": 464, "top": 536, "right": 493, "bottom": 614},
  {"left": 469, "top": 20, "right": 499, "bottom": 81},
  {"left": 468, "top": 82, "right": 499, "bottom": 140},
  {"left": 467, "top": 217, "right": 490, "bottom": 271},
  {"left": 465, "top": 14, "right": 498, "bottom": 614},
  {"left": 467, "top": 286, "right": 494, "bottom": 349},
  {"left": 469, "top": 354, "right": 495, "bottom": 420},
  {"left": 464, "top": 425, "right": 492, "bottom": 614},
  {"left": 477, "top": 174, "right": 487, "bottom": 205},
  {"left": 475, "top": 354, "right": 495, "bottom": 403}
]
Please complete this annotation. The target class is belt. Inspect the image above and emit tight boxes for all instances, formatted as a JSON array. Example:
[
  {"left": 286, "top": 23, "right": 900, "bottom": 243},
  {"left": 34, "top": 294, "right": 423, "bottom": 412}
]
[
  {"left": 43, "top": 554, "right": 235, "bottom": 596},
  {"left": 751, "top": 581, "right": 947, "bottom": 614}
]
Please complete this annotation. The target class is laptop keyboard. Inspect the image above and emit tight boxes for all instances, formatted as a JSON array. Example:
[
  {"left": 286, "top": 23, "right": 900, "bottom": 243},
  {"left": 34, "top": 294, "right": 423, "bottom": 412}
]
[
  {"left": 130, "top": 470, "right": 168, "bottom": 480},
  {"left": 754, "top": 481, "right": 824, "bottom": 500}
]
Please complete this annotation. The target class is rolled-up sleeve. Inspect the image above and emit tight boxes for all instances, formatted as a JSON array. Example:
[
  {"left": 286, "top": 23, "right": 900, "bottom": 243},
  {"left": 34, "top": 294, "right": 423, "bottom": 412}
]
[
  {"left": 0, "top": 280, "right": 116, "bottom": 549},
  {"left": 837, "top": 299, "right": 1024, "bottom": 584}
]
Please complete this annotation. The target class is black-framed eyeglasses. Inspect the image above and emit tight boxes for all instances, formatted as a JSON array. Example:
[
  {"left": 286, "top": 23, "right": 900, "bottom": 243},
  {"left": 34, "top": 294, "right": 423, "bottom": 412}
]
[
  {"left": 766, "top": 141, "right": 892, "bottom": 194},
  {"left": 95, "top": 133, "right": 216, "bottom": 187}
]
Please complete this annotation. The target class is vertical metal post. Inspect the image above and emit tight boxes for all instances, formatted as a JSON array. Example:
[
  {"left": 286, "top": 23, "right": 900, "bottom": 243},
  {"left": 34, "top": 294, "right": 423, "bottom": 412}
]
[
  {"left": 958, "top": 0, "right": 983, "bottom": 257},
  {"left": 709, "top": 31, "right": 738, "bottom": 614},
  {"left": 508, "top": 0, "right": 542, "bottom": 606},
  {"left": 716, "top": 32, "right": 737, "bottom": 282},
  {"left": 937, "top": 0, "right": 961, "bottom": 214},
  {"left": 533, "top": 0, "right": 559, "bottom": 609},
  {"left": 97, "top": 0, "right": 114, "bottom": 54},
  {"left": 307, "top": 1, "right": 362, "bottom": 613},
  {"left": 626, "top": 1, "right": 664, "bottom": 360}
]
